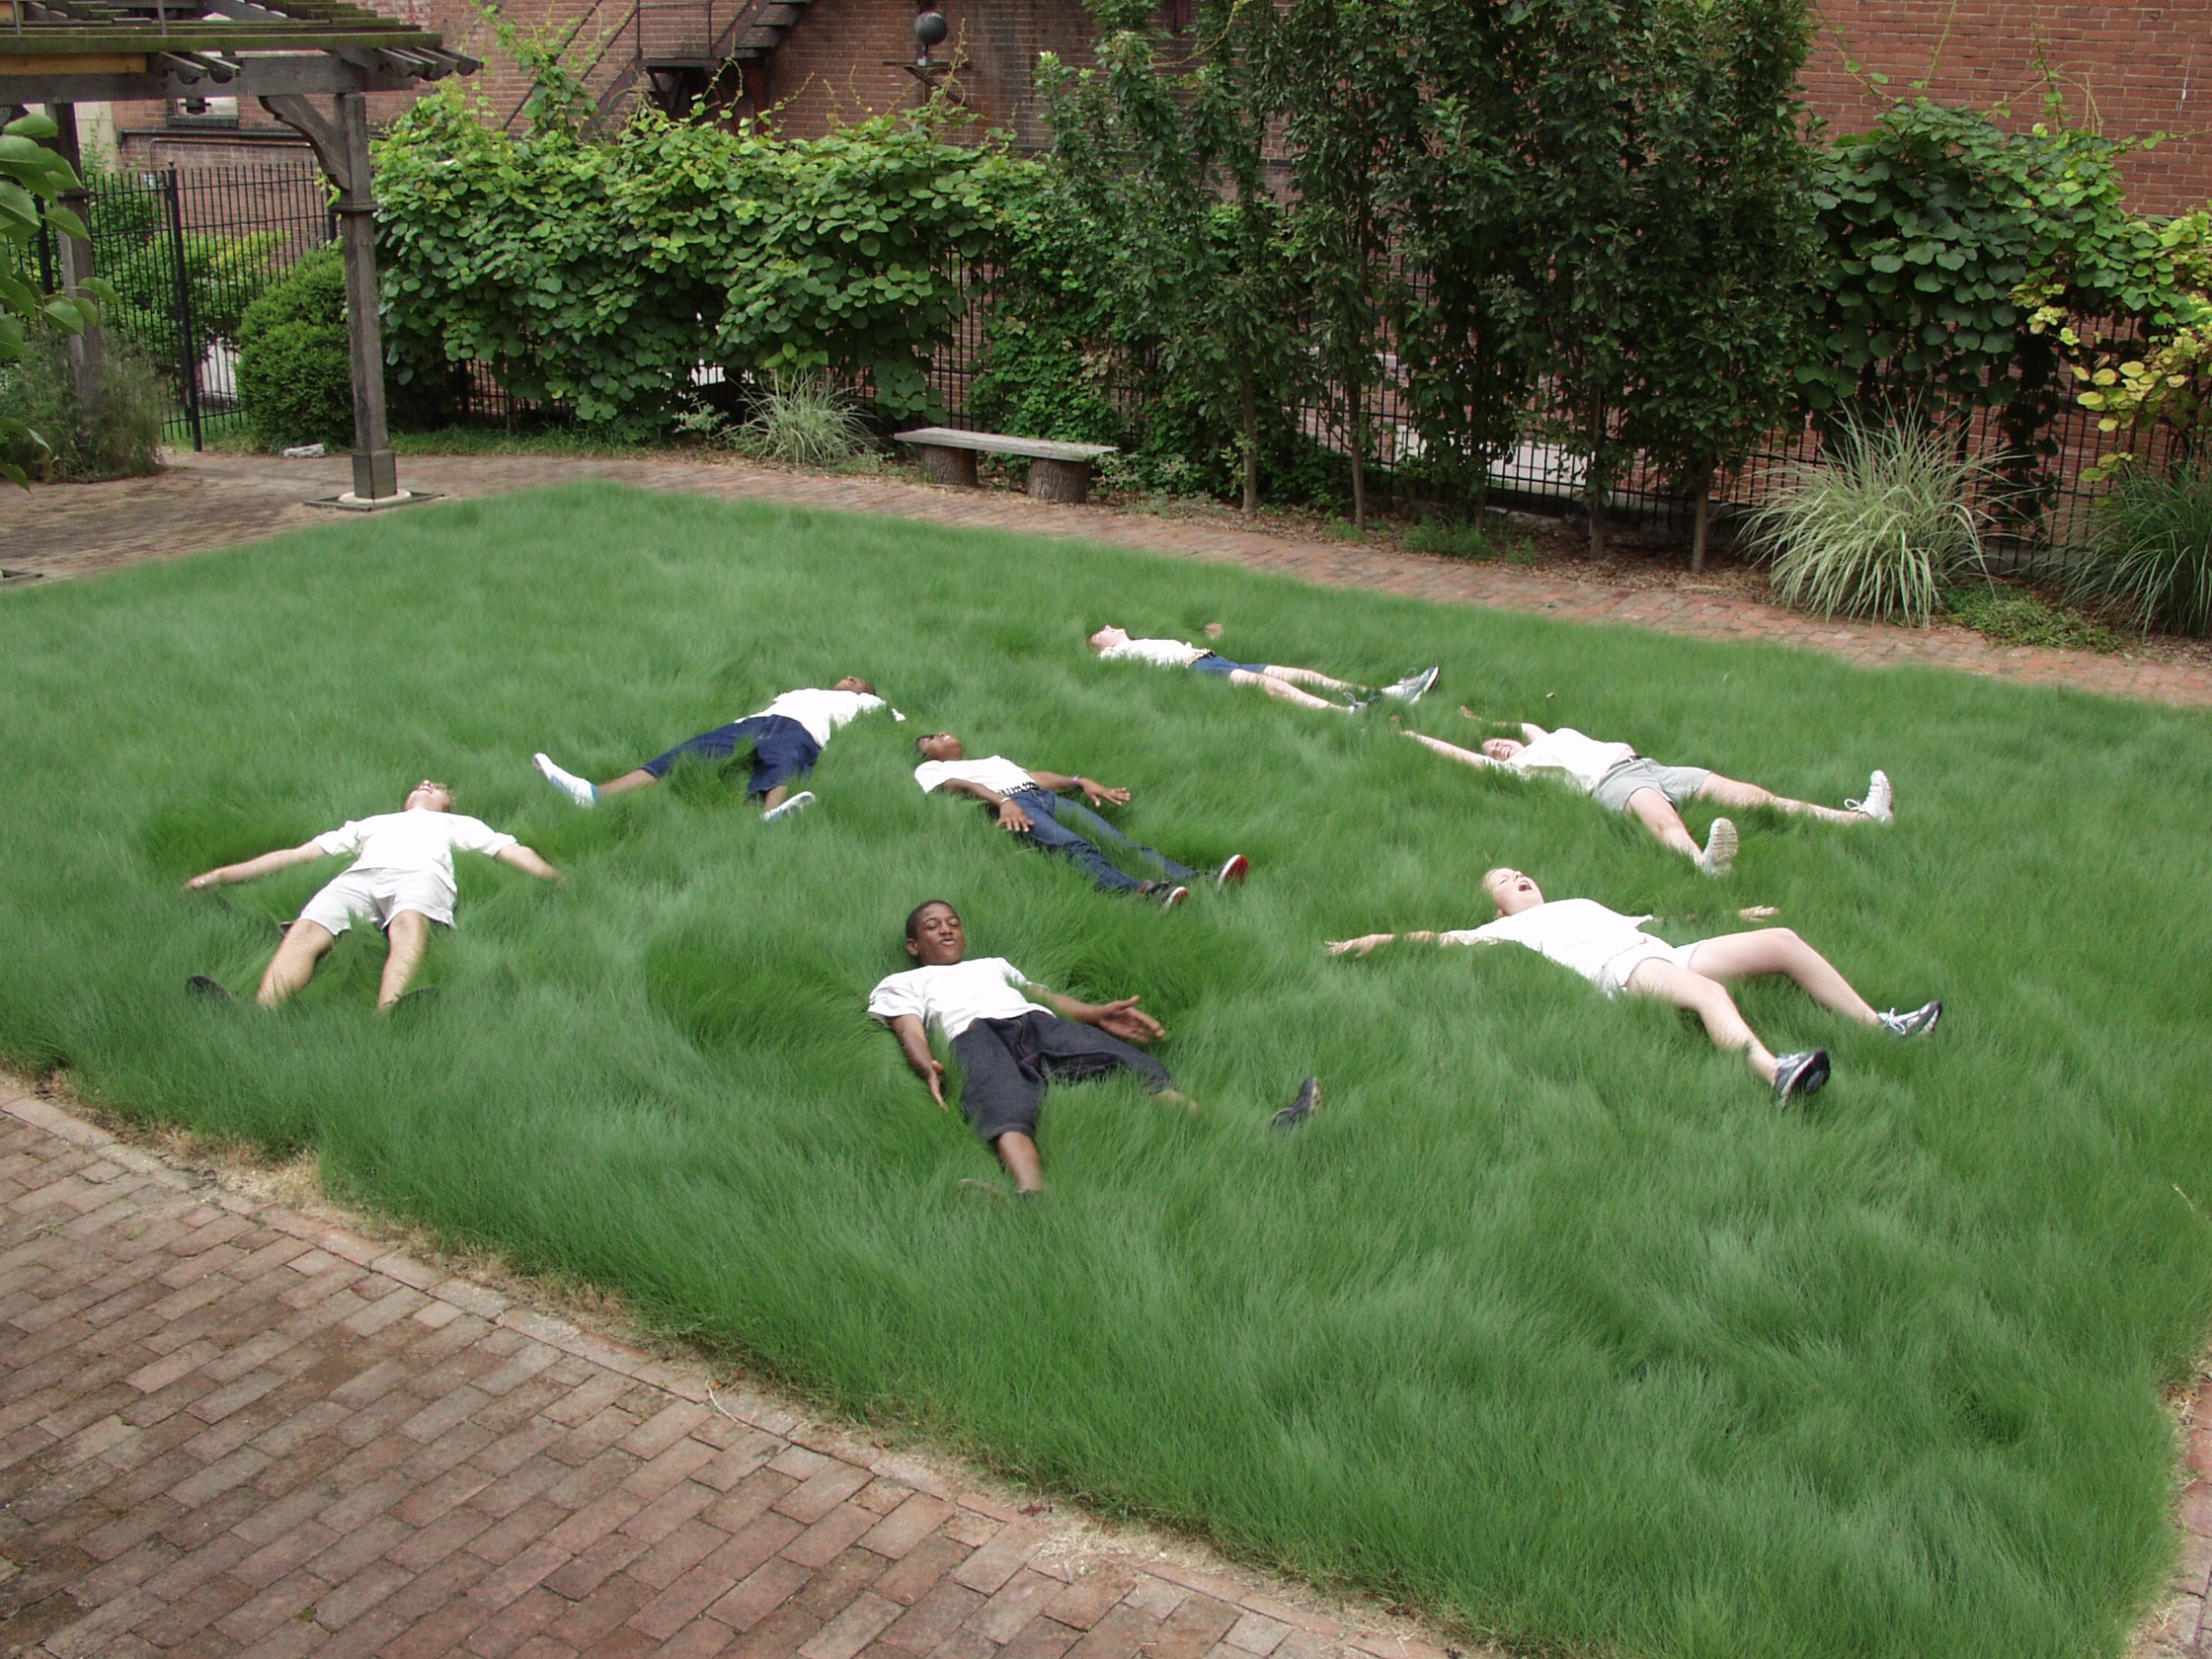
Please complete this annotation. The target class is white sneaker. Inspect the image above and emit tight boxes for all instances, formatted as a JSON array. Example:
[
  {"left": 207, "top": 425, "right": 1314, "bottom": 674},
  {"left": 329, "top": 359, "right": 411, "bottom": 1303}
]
[
  {"left": 534, "top": 752, "right": 597, "bottom": 808},
  {"left": 1846, "top": 769, "right": 1894, "bottom": 825},
  {"left": 1696, "top": 817, "right": 1738, "bottom": 877},
  {"left": 1878, "top": 999, "right": 1941, "bottom": 1039},
  {"left": 760, "top": 790, "right": 816, "bottom": 824}
]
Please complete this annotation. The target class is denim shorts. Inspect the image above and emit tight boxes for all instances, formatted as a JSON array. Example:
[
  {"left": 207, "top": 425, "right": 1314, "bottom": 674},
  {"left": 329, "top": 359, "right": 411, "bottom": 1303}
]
[{"left": 1190, "top": 653, "right": 1267, "bottom": 676}]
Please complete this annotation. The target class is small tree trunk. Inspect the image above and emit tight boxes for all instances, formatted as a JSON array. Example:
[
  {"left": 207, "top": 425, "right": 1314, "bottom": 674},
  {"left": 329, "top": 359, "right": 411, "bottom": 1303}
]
[
  {"left": 1691, "top": 467, "right": 1712, "bottom": 574},
  {"left": 1584, "top": 400, "right": 1608, "bottom": 559},
  {"left": 1239, "top": 369, "right": 1259, "bottom": 516},
  {"left": 1350, "top": 394, "right": 1370, "bottom": 531}
]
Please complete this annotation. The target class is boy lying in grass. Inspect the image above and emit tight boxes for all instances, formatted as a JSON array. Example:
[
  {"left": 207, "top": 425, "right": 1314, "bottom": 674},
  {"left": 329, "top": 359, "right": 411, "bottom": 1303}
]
[
  {"left": 871, "top": 901, "right": 1320, "bottom": 1194},
  {"left": 1328, "top": 867, "right": 1939, "bottom": 1104},
  {"left": 1085, "top": 623, "right": 1437, "bottom": 714},
  {"left": 184, "top": 779, "right": 561, "bottom": 1011},
  {"left": 911, "top": 732, "right": 1251, "bottom": 908},
  {"left": 1402, "top": 717, "right": 1893, "bottom": 877},
  {"left": 534, "top": 677, "right": 899, "bottom": 822}
]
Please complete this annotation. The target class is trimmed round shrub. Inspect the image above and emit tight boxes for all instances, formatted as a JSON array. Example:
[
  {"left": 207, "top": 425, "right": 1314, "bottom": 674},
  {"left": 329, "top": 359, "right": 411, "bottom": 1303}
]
[{"left": 236, "top": 249, "right": 353, "bottom": 448}]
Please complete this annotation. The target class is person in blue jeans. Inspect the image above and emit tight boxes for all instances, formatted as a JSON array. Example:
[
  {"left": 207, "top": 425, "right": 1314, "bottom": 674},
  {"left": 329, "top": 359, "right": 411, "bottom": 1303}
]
[
  {"left": 912, "top": 733, "right": 1248, "bottom": 908},
  {"left": 534, "top": 678, "right": 897, "bottom": 822}
]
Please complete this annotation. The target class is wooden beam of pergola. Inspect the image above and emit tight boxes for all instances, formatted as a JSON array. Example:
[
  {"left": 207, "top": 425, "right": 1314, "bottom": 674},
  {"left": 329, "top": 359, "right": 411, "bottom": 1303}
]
[{"left": 2, "top": 0, "right": 478, "bottom": 506}]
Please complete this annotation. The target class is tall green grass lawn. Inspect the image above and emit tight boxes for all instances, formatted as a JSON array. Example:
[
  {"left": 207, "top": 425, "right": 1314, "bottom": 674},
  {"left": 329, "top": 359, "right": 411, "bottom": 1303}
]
[{"left": 4, "top": 484, "right": 2208, "bottom": 1659}]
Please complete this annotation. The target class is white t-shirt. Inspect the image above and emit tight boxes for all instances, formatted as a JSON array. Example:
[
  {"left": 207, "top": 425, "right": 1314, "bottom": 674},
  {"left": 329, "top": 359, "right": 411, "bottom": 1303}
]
[
  {"left": 754, "top": 688, "right": 900, "bottom": 747},
  {"left": 1504, "top": 728, "right": 1637, "bottom": 793},
  {"left": 912, "top": 755, "right": 1038, "bottom": 797},
  {"left": 867, "top": 957, "right": 1049, "bottom": 1042},
  {"left": 314, "top": 810, "right": 517, "bottom": 904},
  {"left": 1097, "top": 637, "right": 1207, "bottom": 669},
  {"left": 1440, "top": 899, "right": 1658, "bottom": 988}
]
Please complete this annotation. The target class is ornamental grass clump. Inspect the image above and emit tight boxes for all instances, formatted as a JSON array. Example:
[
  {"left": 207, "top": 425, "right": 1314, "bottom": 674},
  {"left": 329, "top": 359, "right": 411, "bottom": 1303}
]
[
  {"left": 2067, "top": 458, "right": 2212, "bottom": 636},
  {"left": 729, "top": 375, "right": 875, "bottom": 467},
  {"left": 1746, "top": 419, "right": 1991, "bottom": 626}
]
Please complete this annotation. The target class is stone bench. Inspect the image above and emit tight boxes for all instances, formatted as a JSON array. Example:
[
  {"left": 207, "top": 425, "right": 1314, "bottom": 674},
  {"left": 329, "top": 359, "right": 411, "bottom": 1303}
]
[{"left": 895, "top": 428, "right": 1119, "bottom": 504}]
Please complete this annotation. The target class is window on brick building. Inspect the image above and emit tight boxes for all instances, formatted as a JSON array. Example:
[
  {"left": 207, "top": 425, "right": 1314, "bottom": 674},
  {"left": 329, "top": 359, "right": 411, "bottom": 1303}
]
[
  {"left": 1161, "top": 0, "right": 1195, "bottom": 33},
  {"left": 170, "top": 96, "right": 240, "bottom": 127}
]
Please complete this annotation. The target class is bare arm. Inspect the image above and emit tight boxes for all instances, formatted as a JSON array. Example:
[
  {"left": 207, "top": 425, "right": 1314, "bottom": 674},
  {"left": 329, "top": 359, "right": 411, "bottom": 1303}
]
[
  {"left": 1026, "top": 768, "right": 1130, "bottom": 807},
  {"left": 184, "top": 840, "right": 326, "bottom": 891},
  {"left": 1400, "top": 730, "right": 1493, "bottom": 770},
  {"left": 1021, "top": 982, "right": 1164, "bottom": 1044},
  {"left": 935, "top": 777, "right": 1033, "bottom": 832},
  {"left": 885, "top": 1014, "right": 948, "bottom": 1108},
  {"left": 494, "top": 843, "right": 563, "bottom": 883},
  {"left": 1326, "top": 930, "right": 1451, "bottom": 957}
]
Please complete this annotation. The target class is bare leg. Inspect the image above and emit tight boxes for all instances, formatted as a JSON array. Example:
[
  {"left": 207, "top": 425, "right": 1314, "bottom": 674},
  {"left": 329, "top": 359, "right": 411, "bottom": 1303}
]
[
  {"left": 1624, "top": 787, "right": 1702, "bottom": 859},
  {"left": 1699, "top": 773, "right": 1866, "bottom": 825},
  {"left": 1402, "top": 729, "right": 1489, "bottom": 767},
  {"left": 1228, "top": 668, "right": 1348, "bottom": 712},
  {"left": 258, "top": 920, "right": 336, "bottom": 1008},
  {"left": 992, "top": 1132, "right": 1045, "bottom": 1194},
  {"left": 1155, "top": 1088, "right": 1202, "bottom": 1114},
  {"left": 1624, "top": 959, "right": 1778, "bottom": 1082},
  {"left": 1263, "top": 663, "right": 1361, "bottom": 694},
  {"left": 596, "top": 768, "right": 658, "bottom": 797},
  {"left": 1684, "top": 927, "right": 1881, "bottom": 1026},
  {"left": 758, "top": 784, "right": 790, "bottom": 813},
  {"left": 377, "top": 910, "right": 433, "bottom": 1010}
]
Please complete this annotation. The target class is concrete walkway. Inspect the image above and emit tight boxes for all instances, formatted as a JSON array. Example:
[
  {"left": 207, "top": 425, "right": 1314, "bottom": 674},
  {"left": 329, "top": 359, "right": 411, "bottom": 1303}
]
[
  {"left": 0, "top": 1078, "right": 1467, "bottom": 1659},
  {"left": 4, "top": 449, "right": 2209, "bottom": 709}
]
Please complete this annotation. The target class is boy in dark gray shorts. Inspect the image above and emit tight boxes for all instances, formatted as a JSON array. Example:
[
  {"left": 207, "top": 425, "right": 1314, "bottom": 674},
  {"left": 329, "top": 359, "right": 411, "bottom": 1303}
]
[
  {"left": 868, "top": 901, "right": 1320, "bottom": 1194},
  {"left": 1403, "top": 720, "right": 1894, "bottom": 876}
]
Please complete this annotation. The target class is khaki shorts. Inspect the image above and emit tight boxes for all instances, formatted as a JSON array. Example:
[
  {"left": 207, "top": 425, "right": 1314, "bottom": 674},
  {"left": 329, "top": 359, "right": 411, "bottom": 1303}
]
[
  {"left": 1591, "top": 756, "right": 1711, "bottom": 815},
  {"left": 1596, "top": 938, "right": 1705, "bottom": 998},
  {"left": 298, "top": 870, "right": 455, "bottom": 935}
]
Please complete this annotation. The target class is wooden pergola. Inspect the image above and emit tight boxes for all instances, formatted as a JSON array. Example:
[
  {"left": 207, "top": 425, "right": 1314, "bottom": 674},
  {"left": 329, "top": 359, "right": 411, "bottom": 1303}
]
[{"left": 1, "top": 0, "right": 477, "bottom": 506}]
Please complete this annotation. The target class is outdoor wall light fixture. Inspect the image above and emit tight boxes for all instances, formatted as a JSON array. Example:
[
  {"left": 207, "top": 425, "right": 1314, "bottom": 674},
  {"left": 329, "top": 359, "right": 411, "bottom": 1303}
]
[{"left": 913, "top": 4, "right": 949, "bottom": 68}]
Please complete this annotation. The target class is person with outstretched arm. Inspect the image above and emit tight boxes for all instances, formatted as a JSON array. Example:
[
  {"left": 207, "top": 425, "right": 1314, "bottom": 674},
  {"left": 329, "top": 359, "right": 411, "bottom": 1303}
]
[
  {"left": 184, "top": 779, "right": 561, "bottom": 1011},
  {"left": 1402, "top": 716, "right": 1893, "bottom": 877},
  {"left": 870, "top": 901, "right": 1321, "bottom": 1195},
  {"left": 1327, "top": 866, "right": 1938, "bottom": 1103},
  {"left": 1086, "top": 623, "right": 1437, "bottom": 714},
  {"left": 534, "top": 677, "right": 899, "bottom": 822},
  {"left": 911, "top": 732, "right": 1250, "bottom": 908}
]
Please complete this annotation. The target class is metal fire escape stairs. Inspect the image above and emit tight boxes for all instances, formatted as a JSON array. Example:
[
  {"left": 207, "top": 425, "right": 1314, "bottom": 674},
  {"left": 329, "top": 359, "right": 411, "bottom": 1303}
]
[{"left": 501, "top": 0, "right": 812, "bottom": 132}]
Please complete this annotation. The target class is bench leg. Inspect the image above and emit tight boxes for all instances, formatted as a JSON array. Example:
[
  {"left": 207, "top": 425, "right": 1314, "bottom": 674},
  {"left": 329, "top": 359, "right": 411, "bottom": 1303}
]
[
  {"left": 1027, "top": 457, "right": 1091, "bottom": 504},
  {"left": 918, "top": 446, "right": 979, "bottom": 488}
]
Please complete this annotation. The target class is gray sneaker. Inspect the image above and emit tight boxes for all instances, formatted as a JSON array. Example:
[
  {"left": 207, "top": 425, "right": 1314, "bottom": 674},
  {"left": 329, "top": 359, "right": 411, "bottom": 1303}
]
[
  {"left": 760, "top": 790, "right": 816, "bottom": 824},
  {"left": 1772, "top": 1049, "right": 1831, "bottom": 1105},
  {"left": 1271, "top": 1075, "right": 1323, "bottom": 1131},
  {"left": 1878, "top": 999, "right": 1941, "bottom": 1038},
  {"left": 1696, "top": 817, "right": 1739, "bottom": 878},
  {"left": 1382, "top": 666, "right": 1440, "bottom": 702}
]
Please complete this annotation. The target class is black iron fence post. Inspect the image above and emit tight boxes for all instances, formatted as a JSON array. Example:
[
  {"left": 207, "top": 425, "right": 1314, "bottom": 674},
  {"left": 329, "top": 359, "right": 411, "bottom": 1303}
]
[{"left": 162, "top": 167, "right": 205, "bottom": 451}]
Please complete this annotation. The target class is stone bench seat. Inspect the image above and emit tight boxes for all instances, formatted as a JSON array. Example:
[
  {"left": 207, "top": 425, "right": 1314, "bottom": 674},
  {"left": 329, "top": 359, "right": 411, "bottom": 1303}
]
[{"left": 895, "top": 427, "right": 1118, "bottom": 503}]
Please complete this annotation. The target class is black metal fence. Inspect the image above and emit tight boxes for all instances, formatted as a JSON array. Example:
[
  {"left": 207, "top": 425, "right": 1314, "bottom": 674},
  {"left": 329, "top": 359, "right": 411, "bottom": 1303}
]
[
  {"left": 924, "top": 267, "right": 2147, "bottom": 557},
  {"left": 38, "top": 164, "right": 335, "bottom": 448}
]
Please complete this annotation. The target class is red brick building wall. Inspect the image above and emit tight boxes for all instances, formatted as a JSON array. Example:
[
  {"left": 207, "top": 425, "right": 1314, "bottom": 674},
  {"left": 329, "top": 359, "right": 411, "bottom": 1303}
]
[
  {"left": 1801, "top": 1, "right": 2212, "bottom": 214},
  {"left": 102, "top": 0, "right": 2212, "bottom": 220}
]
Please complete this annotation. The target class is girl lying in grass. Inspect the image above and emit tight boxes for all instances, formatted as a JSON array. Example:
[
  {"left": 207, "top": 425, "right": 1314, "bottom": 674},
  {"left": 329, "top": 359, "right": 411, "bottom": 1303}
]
[{"left": 1329, "top": 867, "right": 1939, "bottom": 1104}]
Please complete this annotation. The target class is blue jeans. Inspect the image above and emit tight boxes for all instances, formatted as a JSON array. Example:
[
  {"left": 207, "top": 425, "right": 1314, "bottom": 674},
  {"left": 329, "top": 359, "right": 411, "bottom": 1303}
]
[{"left": 1007, "top": 787, "right": 1193, "bottom": 894}]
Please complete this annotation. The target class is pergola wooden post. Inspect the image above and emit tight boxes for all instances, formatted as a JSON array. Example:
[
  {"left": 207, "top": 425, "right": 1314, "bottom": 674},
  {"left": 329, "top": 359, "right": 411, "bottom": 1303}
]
[
  {"left": 46, "top": 101, "right": 103, "bottom": 419},
  {"left": 264, "top": 89, "right": 396, "bottom": 502},
  {"left": 0, "top": 0, "right": 476, "bottom": 506}
]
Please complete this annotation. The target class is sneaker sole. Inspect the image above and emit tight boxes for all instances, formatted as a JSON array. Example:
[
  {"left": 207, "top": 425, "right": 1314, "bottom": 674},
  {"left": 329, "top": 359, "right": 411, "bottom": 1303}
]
[
  {"left": 761, "top": 791, "right": 817, "bottom": 823},
  {"left": 1216, "top": 854, "right": 1249, "bottom": 886}
]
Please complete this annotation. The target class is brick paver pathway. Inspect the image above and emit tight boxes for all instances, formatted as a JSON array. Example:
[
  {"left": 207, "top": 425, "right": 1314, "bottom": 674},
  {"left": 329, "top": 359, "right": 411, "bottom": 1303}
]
[
  {"left": 6, "top": 450, "right": 2209, "bottom": 709},
  {"left": 0, "top": 1077, "right": 1469, "bottom": 1659}
]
